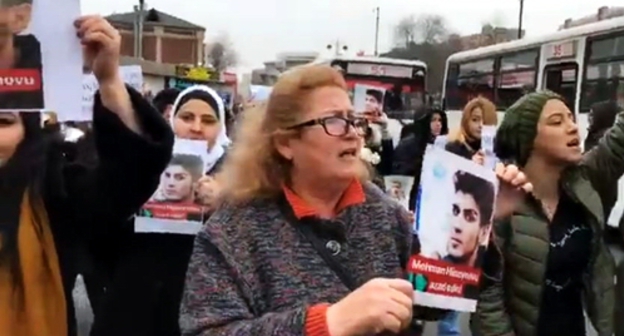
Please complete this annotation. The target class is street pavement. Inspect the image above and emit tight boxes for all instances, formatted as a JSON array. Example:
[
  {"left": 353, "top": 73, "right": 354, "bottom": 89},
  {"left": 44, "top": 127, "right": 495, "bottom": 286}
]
[{"left": 423, "top": 244, "right": 624, "bottom": 336}]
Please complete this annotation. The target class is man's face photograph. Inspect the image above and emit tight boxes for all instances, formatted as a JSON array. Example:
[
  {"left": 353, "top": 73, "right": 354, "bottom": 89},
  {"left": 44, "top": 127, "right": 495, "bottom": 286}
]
[
  {"left": 447, "top": 191, "right": 488, "bottom": 263},
  {"left": 365, "top": 93, "right": 381, "bottom": 112}
]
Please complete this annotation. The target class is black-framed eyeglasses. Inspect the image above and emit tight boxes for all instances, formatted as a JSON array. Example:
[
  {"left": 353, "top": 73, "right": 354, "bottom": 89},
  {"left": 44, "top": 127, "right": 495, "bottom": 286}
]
[{"left": 288, "top": 115, "right": 368, "bottom": 137}]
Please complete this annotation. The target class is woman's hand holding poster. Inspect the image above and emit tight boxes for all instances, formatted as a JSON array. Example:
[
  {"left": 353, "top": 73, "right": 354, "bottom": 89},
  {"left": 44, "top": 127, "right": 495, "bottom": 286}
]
[
  {"left": 409, "top": 148, "right": 498, "bottom": 312},
  {"left": 134, "top": 139, "right": 209, "bottom": 235}
]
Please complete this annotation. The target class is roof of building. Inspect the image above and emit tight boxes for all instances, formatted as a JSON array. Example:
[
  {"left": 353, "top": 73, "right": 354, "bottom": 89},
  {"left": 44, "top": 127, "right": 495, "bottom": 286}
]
[{"left": 106, "top": 8, "right": 204, "bottom": 30}]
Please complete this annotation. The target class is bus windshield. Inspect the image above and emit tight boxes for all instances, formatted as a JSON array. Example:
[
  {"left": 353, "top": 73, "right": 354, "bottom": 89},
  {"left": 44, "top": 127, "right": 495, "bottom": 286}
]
[{"left": 330, "top": 59, "right": 426, "bottom": 120}]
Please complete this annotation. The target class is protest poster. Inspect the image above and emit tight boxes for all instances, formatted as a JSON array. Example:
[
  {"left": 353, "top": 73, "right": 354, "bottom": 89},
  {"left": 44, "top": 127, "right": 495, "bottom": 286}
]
[
  {"left": 481, "top": 125, "right": 497, "bottom": 170},
  {"left": 409, "top": 148, "right": 498, "bottom": 312},
  {"left": 134, "top": 139, "right": 208, "bottom": 235},
  {"left": 0, "top": 0, "right": 82, "bottom": 117},
  {"left": 383, "top": 175, "right": 414, "bottom": 210},
  {"left": 433, "top": 135, "right": 448, "bottom": 150},
  {"left": 81, "top": 65, "right": 143, "bottom": 121},
  {"left": 353, "top": 83, "right": 385, "bottom": 113}
]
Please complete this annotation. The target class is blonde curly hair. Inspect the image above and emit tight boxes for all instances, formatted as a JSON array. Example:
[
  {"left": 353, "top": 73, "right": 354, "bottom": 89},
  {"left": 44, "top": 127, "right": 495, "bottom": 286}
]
[{"left": 217, "top": 64, "right": 370, "bottom": 204}]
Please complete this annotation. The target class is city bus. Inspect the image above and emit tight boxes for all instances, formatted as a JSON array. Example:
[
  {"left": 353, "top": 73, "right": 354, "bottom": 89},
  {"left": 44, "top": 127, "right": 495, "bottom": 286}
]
[
  {"left": 313, "top": 56, "right": 428, "bottom": 144},
  {"left": 442, "top": 16, "right": 624, "bottom": 143}
]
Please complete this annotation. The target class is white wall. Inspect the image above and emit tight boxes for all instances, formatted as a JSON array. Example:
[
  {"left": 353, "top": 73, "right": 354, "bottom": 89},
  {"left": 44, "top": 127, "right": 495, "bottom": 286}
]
[{"left": 143, "top": 74, "right": 166, "bottom": 94}]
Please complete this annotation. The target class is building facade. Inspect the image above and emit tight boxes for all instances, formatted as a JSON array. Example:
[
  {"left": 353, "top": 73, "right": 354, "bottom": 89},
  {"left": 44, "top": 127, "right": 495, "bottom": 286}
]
[
  {"left": 450, "top": 25, "right": 524, "bottom": 51},
  {"left": 251, "top": 51, "right": 320, "bottom": 85},
  {"left": 106, "top": 8, "right": 205, "bottom": 65},
  {"left": 559, "top": 6, "right": 624, "bottom": 30}
]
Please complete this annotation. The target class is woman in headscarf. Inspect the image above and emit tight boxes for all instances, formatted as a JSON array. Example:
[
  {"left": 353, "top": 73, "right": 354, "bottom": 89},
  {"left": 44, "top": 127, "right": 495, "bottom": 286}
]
[
  {"left": 0, "top": 15, "right": 173, "bottom": 336},
  {"left": 392, "top": 105, "right": 448, "bottom": 211},
  {"left": 90, "top": 85, "right": 230, "bottom": 336}
]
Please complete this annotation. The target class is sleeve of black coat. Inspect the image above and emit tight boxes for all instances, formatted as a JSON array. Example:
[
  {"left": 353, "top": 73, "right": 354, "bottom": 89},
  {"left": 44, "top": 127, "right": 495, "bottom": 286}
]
[
  {"left": 67, "top": 86, "right": 174, "bottom": 235},
  {"left": 377, "top": 138, "right": 395, "bottom": 176}
]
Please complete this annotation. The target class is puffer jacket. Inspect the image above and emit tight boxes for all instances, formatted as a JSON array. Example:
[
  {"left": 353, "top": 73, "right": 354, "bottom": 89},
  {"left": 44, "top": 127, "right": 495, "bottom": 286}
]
[{"left": 472, "top": 112, "right": 624, "bottom": 336}]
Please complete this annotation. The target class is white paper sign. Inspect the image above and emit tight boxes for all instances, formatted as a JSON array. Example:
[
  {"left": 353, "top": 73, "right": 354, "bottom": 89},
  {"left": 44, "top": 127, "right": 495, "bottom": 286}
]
[
  {"left": 0, "top": 0, "right": 82, "bottom": 119},
  {"left": 134, "top": 139, "right": 208, "bottom": 235},
  {"left": 410, "top": 148, "right": 498, "bottom": 312},
  {"left": 434, "top": 135, "right": 448, "bottom": 150},
  {"left": 383, "top": 175, "right": 414, "bottom": 210},
  {"left": 80, "top": 65, "right": 143, "bottom": 121},
  {"left": 481, "top": 125, "right": 497, "bottom": 170},
  {"left": 353, "top": 83, "right": 385, "bottom": 113}
]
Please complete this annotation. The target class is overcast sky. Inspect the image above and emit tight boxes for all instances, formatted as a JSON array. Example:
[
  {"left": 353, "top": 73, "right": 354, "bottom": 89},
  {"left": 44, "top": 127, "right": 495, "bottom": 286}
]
[{"left": 82, "top": 0, "right": 623, "bottom": 72}]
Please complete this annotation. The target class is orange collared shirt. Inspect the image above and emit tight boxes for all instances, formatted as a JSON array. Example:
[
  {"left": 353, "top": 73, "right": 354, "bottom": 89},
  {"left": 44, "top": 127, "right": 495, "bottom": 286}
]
[{"left": 283, "top": 179, "right": 366, "bottom": 219}]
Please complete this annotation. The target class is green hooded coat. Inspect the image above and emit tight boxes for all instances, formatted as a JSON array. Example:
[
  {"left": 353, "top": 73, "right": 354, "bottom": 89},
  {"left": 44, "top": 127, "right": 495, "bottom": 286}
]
[{"left": 472, "top": 107, "right": 624, "bottom": 336}]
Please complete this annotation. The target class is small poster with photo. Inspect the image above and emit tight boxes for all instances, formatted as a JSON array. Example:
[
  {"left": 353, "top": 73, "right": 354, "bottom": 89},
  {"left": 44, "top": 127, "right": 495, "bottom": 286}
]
[
  {"left": 0, "top": 0, "right": 82, "bottom": 117},
  {"left": 481, "top": 125, "right": 497, "bottom": 170},
  {"left": 353, "top": 83, "right": 385, "bottom": 114},
  {"left": 383, "top": 175, "right": 414, "bottom": 210},
  {"left": 134, "top": 139, "right": 209, "bottom": 235},
  {"left": 408, "top": 148, "right": 498, "bottom": 312},
  {"left": 82, "top": 65, "right": 143, "bottom": 121}
]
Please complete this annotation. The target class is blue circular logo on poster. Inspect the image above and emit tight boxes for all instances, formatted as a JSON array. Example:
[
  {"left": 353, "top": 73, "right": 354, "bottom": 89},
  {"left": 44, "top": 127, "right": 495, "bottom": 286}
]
[{"left": 433, "top": 162, "right": 446, "bottom": 179}]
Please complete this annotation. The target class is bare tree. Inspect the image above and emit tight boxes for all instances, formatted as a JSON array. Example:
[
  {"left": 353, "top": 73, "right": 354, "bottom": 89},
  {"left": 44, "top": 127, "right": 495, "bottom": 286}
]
[
  {"left": 415, "top": 14, "right": 449, "bottom": 44},
  {"left": 394, "top": 15, "right": 417, "bottom": 47},
  {"left": 206, "top": 33, "right": 238, "bottom": 72}
]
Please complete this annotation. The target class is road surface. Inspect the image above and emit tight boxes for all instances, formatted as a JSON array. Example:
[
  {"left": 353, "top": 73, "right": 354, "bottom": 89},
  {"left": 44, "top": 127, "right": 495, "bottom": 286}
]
[{"left": 423, "top": 244, "right": 623, "bottom": 336}]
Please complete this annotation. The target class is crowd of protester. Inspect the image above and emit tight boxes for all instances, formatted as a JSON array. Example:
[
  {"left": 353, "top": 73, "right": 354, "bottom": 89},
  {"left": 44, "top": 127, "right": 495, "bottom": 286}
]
[{"left": 3, "top": 15, "right": 624, "bottom": 336}]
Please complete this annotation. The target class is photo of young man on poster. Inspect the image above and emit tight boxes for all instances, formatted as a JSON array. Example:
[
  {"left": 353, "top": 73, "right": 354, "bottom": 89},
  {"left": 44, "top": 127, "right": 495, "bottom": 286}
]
[
  {"left": 445, "top": 170, "right": 495, "bottom": 269},
  {"left": 0, "top": 0, "right": 43, "bottom": 110}
]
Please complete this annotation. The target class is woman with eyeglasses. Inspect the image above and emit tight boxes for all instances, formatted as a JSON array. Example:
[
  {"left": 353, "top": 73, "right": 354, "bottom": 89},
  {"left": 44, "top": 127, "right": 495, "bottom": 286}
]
[{"left": 178, "top": 65, "right": 530, "bottom": 336}]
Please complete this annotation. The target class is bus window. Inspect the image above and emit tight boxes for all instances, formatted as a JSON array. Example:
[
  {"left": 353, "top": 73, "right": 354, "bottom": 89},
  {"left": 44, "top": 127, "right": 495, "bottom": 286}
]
[
  {"left": 445, "top": 59, "right": 495, "bottom": 110},
  {"left": 497, "top": 50, "right": 538, "bottom": 109},
  {"left": 581, "top": 34, "right": 624, "bottom": 112},
  {"left": 543, "top": 63, "right": 578, "bottom": 111}
]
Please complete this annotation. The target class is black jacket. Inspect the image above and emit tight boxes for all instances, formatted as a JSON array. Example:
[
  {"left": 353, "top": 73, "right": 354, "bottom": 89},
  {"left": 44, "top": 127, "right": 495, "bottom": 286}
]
[
  {"left": 392, "top": 109, "right": 448, "bottom": 210},
  {"left": 45, "top": 87, "right": 173, "bottom": 336},
  {"left": 90, "top": 150, "right": 227, "bottom": 336}
]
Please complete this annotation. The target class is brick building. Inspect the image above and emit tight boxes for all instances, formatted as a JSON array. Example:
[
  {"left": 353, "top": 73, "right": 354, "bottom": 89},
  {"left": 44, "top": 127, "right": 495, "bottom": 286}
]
[{"left": 106, "top": 8, "right": 205, "bottom": 65}]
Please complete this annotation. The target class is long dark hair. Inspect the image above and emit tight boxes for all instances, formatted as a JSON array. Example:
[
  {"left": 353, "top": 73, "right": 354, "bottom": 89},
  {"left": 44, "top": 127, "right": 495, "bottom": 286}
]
[{"left": 0, "top": 112, "right": 61, "bottom": 291}]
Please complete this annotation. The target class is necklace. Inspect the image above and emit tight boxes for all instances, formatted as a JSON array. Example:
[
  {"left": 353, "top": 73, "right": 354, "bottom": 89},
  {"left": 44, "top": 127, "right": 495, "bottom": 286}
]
[{"left": 541, "top": 201, "right": 558, "bottom": 221}]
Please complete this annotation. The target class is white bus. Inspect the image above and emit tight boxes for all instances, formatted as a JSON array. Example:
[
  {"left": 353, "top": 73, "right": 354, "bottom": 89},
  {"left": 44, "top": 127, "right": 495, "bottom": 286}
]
[
  {"left": 442, "top": 16, "right": 624, "bottom": 142},
  {"left": 314, "top": 56, "right": 428, "bottom": 144}
]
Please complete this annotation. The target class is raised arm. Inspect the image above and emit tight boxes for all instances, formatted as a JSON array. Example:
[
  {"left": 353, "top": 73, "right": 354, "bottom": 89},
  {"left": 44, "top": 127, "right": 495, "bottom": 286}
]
[
  {"left": 582, "top": 111, "right": 624, "bottom": 211},
  {"left": 179, "top": 226, "right": 313, "bottom": 336},
  {"left": 65, "top": 84, "right": 173, "bottom": 235}
]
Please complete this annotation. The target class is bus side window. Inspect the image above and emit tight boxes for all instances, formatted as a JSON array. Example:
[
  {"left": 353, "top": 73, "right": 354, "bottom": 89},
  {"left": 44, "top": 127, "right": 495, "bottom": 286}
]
[
  {"left": 581, "top": 34, "right": 624, "bottom": 112},
  {"left": 446, "top": 59, "right": 495, "bottom": 111}
]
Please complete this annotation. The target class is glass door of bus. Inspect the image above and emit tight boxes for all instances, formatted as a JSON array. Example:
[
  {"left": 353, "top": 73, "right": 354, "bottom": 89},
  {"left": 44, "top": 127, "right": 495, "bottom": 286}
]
[{"left": 542, "top": 63, "right": 578, "bottom": 110}]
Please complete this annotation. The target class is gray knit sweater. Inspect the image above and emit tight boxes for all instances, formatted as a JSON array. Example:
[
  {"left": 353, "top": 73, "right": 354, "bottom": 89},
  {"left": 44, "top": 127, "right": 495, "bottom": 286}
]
[{"left": 179, "top": 182, "right": 413, "bottom": 335}]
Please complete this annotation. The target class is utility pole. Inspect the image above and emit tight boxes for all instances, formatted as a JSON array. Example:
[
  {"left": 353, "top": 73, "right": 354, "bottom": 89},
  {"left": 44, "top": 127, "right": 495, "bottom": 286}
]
[
  {"left": 133, "top": 0, "right": 145, "bottom": 58},
  {"left": 517, "top": 0, "right": 524, "bottom": 39},
  {"left": 373, "top": 7, "right": 380, "bottom": 56}
]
